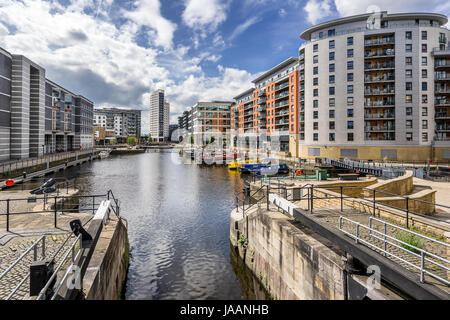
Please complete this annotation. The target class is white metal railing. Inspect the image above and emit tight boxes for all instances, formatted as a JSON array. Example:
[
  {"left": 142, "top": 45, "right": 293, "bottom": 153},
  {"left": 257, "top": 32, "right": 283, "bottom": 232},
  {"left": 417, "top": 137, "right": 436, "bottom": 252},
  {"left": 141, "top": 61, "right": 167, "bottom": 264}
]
[{"left": 338, "top": 216, "right": 450, "bottom": 286}]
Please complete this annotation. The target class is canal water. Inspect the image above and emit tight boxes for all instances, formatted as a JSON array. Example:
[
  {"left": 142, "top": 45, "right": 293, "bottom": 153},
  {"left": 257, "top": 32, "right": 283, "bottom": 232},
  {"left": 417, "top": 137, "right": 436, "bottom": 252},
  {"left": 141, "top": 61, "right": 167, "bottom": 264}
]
[{"left": 32, "top": 151, "right": 268, "bottom": 300}]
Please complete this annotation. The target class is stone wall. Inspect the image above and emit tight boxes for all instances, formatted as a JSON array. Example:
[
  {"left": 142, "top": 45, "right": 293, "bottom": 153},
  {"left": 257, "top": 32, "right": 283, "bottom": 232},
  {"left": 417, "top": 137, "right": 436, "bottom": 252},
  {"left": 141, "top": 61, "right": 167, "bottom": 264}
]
[
  {"left": 82, "top": 217, "right": 129, "bottom": 300},
  {"left": 230, "top": 208, "right": 347, "bottom": 300},
  {"left": 364, "top": 171, "right": 414, "bottom": 196}
]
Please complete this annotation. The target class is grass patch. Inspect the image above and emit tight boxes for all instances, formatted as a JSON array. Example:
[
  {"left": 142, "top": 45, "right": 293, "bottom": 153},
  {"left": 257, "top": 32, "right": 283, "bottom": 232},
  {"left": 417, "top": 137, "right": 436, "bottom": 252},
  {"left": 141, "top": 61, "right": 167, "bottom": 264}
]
[{"left": 395, "top": 231, "right": 424, "bottom": 254}]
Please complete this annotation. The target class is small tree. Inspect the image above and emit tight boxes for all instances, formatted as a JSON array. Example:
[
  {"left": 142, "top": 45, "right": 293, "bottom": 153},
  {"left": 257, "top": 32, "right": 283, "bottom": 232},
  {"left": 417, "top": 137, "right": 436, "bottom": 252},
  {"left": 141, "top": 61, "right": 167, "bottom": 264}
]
[
  {"left": 147, "top": 136, "right": 152, "bottom": 143},
  {"left": 127, "top": 136, "right": 136, "bottom": 146}
]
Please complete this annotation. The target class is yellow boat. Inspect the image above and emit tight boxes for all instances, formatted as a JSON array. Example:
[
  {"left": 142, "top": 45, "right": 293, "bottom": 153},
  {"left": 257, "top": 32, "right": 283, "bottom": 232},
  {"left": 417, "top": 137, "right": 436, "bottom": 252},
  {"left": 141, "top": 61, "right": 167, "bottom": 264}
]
[{"left": 228, "top": 159, "right": 260, "bottom": 170}]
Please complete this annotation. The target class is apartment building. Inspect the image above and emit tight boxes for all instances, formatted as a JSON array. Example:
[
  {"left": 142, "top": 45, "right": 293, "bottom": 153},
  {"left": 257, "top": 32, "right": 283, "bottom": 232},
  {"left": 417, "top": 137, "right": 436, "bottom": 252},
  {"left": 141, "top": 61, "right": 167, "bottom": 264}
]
[
  {"left": 192, "top": 101, "right": 233, "bottom": 140},
  {"left": 298, "top": 11, "right": 450, "bottom": 161},
  {"left": 0, "top": 46, "right": 94, "bottom": 161},
  {"left": 149, "top": 89, "right": 170, "bottom": 142},
  {"left": 94, "top": 107, "right": 141, "bottom": 144}
]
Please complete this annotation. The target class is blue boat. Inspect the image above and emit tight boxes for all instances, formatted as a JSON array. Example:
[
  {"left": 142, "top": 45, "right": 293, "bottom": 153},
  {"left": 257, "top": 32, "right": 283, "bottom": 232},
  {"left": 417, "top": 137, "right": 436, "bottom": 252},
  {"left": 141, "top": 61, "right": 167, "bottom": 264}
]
[{"left": 238, "top": 158, "right": 289, "bottom": 175}]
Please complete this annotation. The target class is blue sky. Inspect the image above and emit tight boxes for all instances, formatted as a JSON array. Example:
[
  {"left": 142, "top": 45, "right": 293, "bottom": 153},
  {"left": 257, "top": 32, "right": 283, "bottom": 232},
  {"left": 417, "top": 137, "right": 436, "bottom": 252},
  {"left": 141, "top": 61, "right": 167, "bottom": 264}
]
[{"left": 0, "top": 0, "right": 448, "bottom": 133}]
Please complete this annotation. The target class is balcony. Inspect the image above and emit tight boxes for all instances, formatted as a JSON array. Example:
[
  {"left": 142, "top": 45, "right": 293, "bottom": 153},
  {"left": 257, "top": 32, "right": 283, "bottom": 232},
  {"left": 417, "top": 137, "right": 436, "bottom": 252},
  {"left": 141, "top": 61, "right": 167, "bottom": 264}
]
[
  {"left": 364, "top": 75, "right": 395, "bottom": 83},
  {"left": 435, "top": 113, "right": 450, "bottom": 119},
  {"left": 435, "top": 74, "right": 450, "bottom": 81},
  {"left": 364, "top": 126, "right": 395, "bottom": 132},
  {"left": 365, "top": 100, "right": 395, "bottom": 107},
  {"left": 275, "top": 92, "right": 289, "bottom": 101},
  {"left": 275, "top": 111, "right": 289, "bottom": 118},
  {"left": 364, "top": 49, "right": 395, "bottom": 59},
  {"left": 364, "top": 88, "right": 395, "bottom": 95},
  {"left": 257, "top": 90, "right": 266, "bottom": 97},
  {"left": 435, "top": 60, "right": 450, "bottom": 68},
  {"left": 435, "top": 88, "right": 450, "bottom": 94},
  {"left": 364, "top": 62, "right": 395, "bottom": 71},
  {"left": 257, "top": 106, "right": 266, "bottom": 112},
  {"left": 364, "top": 38, "right": 395, "bottom": 47},
  {"left": 275, "top": 82, "right": 289, "bottom": 91},
  {"left": 364, "top": 112, "right": 395, "bottom": 120},
  {"left": 436, "top": 99, "right": 450, "bottom": 106},
  {"left": 275, "top": 101, "right": 289, "bottom": 109}
]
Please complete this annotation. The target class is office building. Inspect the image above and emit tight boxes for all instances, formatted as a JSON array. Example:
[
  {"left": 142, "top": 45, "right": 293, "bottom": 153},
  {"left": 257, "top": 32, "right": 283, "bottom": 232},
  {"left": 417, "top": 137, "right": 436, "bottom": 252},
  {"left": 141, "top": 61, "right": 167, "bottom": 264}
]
[{"left": 149, "top": 89, "right": 170, "bottom": 142}]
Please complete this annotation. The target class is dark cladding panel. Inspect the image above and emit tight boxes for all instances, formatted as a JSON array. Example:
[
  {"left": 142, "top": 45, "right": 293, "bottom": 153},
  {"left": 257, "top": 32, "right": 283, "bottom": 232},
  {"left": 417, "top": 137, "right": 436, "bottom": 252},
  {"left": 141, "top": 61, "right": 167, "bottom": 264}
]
[
  {"left": 0, "top": 94, "right": 10, "bottom": 112},
  {"left": 0, "top": 52, "right": 12, "bottom": 79},
  {"left": 0, "top": 111, "right": 10, "bottom": 127}
]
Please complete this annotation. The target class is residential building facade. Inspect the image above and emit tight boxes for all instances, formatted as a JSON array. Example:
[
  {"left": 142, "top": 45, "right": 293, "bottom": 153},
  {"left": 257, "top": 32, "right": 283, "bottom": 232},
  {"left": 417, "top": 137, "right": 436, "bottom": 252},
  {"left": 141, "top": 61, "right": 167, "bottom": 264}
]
[
  {"left": 0, "top": 46, "right": 94, "bottom": 161},
  {"left": 149, "top": 89, "right": 170, "bottom": 142},
  {"left": 298, "top": 11, "right": 450, "bottom": 161},
  {"left": 93, "top": 107, "right": 141, "bottom": 143}
]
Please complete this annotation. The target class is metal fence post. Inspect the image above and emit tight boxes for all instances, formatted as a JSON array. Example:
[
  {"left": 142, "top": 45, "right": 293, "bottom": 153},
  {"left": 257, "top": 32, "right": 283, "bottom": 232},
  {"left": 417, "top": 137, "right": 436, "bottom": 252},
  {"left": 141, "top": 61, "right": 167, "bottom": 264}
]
[
  {"left": 373, "top": 189, "right": 376, "bottom": 217},
  {"left": 356, "top": 223, "right": 360, "bottom": 244},
  {"left": 420, "top": 251, "right": 425, "bottom": 283},
  {"left": 310, "top": 185, "right": 314, "bottom": 213},
  {"left": 383, "top": 223, "right": 387, "bottom": 257},
  {"left": 54, "top": 196, "right": 57, "bottom": 228},
  {"left": 6, "top": 199, "right": 10, "bottom": 232},
  {"left": 266, "top": 185, "right": 269, "bottom": 210},
  {"left": 405, "top": 197, "right": 409, "bottom": 229},
  {"left": 340, "top": 186, "right": 343, "bottom": 212}
]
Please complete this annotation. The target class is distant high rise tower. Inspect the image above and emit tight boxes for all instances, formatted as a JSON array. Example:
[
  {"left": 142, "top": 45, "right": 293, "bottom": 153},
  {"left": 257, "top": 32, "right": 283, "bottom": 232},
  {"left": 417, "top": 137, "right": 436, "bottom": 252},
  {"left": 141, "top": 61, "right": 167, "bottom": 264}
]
[{"left": 150, "top": 89, "right": 170, "bottom": 142}]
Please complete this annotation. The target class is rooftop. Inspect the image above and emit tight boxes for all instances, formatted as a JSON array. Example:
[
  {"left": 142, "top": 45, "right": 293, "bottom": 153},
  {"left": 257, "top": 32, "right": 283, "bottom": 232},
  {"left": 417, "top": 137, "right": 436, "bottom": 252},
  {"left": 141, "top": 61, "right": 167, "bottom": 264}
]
[{"left": 252, "top": 57, "right": 298, "bottom": 84}]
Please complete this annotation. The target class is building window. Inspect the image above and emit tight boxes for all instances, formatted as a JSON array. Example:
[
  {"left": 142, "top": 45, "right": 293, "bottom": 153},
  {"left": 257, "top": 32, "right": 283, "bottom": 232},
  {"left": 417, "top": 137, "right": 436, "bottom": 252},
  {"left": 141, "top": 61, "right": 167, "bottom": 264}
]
[
  {"left": 406, "top": 82, "right": 412, "bottom": 91},
  {"left": 313, "top": 66, "right": 318, "bottom": 75},
  {"left": 329, "top": 133, "right": 335, "bottom": 141},
  {"left": 405, "top": 44, "right": 412, "bottom": 52},
  {"left": 313, "top": 111, "right": 318, "bottom": 119},
  {"left": 347, "top": 108, "right": 354, "bottom": 117},
  {"left": 329, "top": 52, "right": 335, "bottom": 61},
  {"left": 422, "top": 69, "right": 427, "bottom": 78},
  {"left": 406, "top": 95, "right": 412, "bottom": 103},
  {"left": 422, "top": 44, "right": 427, "bottom": 53},
  {"left": 422, "top": 120, "right": 428, "bottom": 129},
  {"left": 347, "top": 97, "right": 354, "bottom": 106},
  {"left": 328, "top": 29, "right": 335, "bottom": 37},
  {"left": 347, "top": 61, "right": 353, "bottom": 70},
  {"left": 347, "top": 85, "right": 353, "bottom": 94},
  {"left": 406, "top": 132, "right": 413, "bottom": 141},
  {"left": 329, "top": 109, "right": 335, "bottom": 118},
  {"left": 313, "top": 122, "right": 318, "bottom": 130},
  {"left": 406, "top": 69, "right": 412, "bottom": 78},
  {"left": 405, "top": 31, "right": 412, "bottom": 40},
  {"left": 422, "top": 57, "right": 427, "bottom": 65},
  {"left": 313, "top": 100, "right": 318, "bottom": 108},
  {"left": 422, "top": 107, "right": 428, "bottom": 116},
  {"left": 422, "top": 95, "right": 428, "bottom": 103},
  {"left": 347, "top": 132, "right": 354, "bottom": 141},
  {"left": 329, "top": 75, "right": 335, "bottom": 84},
  {"left": 313, "top": 43, "right": 318, "bottom": 52},
  {"left": 347, "top": 73, "right": 353, "bottom": 82},
  {"left": 313, "top": 77, "right": 318, "bottom": 85},
  {"left": 422, "top": 132, "right": 428, "bottom": 142},
  {"left": 422, "top": 82, "right": 427, "bottom": 91},
  {"left": 329, "top": 98, "right": 335, "bottom": 107},
  {"left": 329, "top": 40, "right": 335, "bottom": 49},
  {"left": 406, "top": 120, "right": 413, "bottom": 129},
  {"left": 313, "top": 133, "right": 318, "bottom": 141},
  {"left": 347, "top": 37, "right": 353, "bottom": 46},
  {"left": 406, "top": 107, "right": 412, "bottom": 116},
  {"left": 329, "top": 87, "right": 335, "bottom": 95},
  {"left": 313, "top": 55, "right": 318, "bottom": 63},
  {"left": 347, "top": 121, "right": 354, "bottom": 129},
  {"left": 329, "top": 64, "right": 335, "bottom": 72},
  {"left": 406, "top": 57, "right": 412, "bottom": 65},
  {"left": 313, "top": 88, "right": 318, "bottom": 97},
  {"left": 329, "top": 121, "right": 335, "bottom": 129},
  {"left": 347, "top": 49, "right": 353, "bottom": 58},
  {"left": 421, "top": 31, "right": 427, "bottom": 40}
]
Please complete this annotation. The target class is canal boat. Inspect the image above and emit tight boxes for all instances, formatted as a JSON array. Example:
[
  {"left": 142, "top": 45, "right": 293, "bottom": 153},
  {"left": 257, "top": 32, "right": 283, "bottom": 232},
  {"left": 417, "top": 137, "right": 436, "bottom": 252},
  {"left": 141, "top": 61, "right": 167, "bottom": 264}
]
[
  {"left": 99, "top": 149, "right": 111, "bottom": 159},
  {"left": 238, "top": 158, "right": 289, "bottom": 175}
]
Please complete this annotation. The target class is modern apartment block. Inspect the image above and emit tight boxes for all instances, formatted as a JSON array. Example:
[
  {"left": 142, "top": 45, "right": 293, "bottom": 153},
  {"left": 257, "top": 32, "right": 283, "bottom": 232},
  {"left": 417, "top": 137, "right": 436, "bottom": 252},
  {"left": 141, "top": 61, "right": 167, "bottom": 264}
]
[
  {"left": 298, "top": 11, "right": 450, "bottom": 161},
  {"left": 94, "top": 108, "right": 142, "bottom": 142},
  {"left": 149, "top": 89, "right": 170, "bottom": 142},
  {"left": 0, "top": 46, "right": 94, "bottom": 161},
  {"left": 191, "top": 101, "right": 233, "bottom": 138}
]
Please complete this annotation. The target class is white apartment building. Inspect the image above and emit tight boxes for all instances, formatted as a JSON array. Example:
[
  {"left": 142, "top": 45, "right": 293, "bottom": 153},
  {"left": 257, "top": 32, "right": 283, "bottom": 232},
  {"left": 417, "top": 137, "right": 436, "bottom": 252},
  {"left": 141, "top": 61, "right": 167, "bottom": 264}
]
[{"left": 298, "top": 11, "right": 450, "bottom": 161}]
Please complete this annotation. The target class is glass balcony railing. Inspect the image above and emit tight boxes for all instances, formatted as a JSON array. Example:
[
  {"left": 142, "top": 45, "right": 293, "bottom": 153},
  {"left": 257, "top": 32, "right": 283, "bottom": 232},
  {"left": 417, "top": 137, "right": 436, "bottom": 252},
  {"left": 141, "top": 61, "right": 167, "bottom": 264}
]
[{"left": 364, "top": 38, "right": 395, "bottom": 46}]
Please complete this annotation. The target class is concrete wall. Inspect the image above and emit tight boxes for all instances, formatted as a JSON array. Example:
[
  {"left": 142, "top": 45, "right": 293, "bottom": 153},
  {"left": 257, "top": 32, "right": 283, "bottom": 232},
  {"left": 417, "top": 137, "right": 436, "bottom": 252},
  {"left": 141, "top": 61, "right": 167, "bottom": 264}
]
[
  {"left": 230, "top": 208, "right": 347, "bottom": 300},
  {"left": 82, "top": 217, "right": 129, "bottom": 300}
]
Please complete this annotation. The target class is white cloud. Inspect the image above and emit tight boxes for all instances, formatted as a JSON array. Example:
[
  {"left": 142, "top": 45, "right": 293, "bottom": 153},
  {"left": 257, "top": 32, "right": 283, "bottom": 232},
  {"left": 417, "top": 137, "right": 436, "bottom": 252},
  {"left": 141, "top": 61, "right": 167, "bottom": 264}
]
[
  {"left": 182, "top": 0, "right": 228, "bottom": 33},
  {"left": 122, "top": 0, "right": 177, "bottom": 50},
  {"left": 304, "top": 0, "right": 332, "bottom": 24},
  {"left": 279, "top": 8, "right": 287, "bottom": 17},
  {"left": 229, "top": 16, "right": 260, "bottom": 41}
]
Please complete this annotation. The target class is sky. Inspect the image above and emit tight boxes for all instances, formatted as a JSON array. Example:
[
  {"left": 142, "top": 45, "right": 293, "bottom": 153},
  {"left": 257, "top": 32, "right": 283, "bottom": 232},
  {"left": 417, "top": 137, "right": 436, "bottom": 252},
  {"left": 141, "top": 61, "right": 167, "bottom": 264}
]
[{"left": 0, "top": 0, "right": 449, "bottom": 134}]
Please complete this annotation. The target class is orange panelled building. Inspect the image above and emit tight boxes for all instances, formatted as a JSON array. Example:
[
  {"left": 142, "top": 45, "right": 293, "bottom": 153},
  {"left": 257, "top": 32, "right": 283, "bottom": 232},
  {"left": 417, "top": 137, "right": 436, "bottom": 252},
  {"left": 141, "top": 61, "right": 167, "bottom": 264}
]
[{"left": 232, "top": 57, "right": 300, "bottom": 155}]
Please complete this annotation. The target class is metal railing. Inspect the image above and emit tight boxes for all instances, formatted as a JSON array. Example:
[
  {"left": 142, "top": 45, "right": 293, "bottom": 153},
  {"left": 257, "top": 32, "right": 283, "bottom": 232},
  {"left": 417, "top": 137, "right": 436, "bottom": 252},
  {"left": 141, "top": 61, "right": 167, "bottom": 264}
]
[
  {"left": 0, "top": 189, "right": 120, "bottom": 231},
  {"left": 339, "top": 216, "right": 450, "bottom": 285}
]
